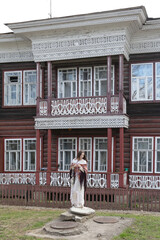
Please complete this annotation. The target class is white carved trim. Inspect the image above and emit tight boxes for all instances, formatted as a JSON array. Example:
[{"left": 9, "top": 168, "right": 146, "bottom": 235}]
[
  {"left": 50, "top": 172, "right": 107, "bottom": 188},
  {"left": 0, "top": 173, "right": 36, "bottom": 185},
  {"left": 51, "top": 97, "right": 107, "bottom": 116},
  {"left": 35, "top": 115, "right": 129, "bottom": 129},
  {"left": 0, "top": 51, "right": 34, "bottom": 63},
  {"left": 129, "top": 175, "right": 160, "bottom": 189},
  {"left": 39, "top": 172, "right": 47, "bottom": 186},
  {"left": 87, "top": 173, "right": 107, "bottom": 188},
  {"left": 111, "top": 174, "right": 119, "bottom": 188}
]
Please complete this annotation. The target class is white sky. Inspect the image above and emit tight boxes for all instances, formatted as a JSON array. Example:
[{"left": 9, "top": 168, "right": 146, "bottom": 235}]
[{"left": 0, "top": 0, "right": 160, "bottom": 33}]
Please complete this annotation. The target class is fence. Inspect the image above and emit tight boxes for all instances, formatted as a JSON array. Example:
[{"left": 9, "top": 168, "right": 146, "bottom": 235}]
[{"left": 0, "top": 184, "right": 160, "bottom": 212}]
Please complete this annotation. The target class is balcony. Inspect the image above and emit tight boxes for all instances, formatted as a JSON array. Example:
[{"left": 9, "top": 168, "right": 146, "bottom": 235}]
[{"left": 35, "top": 95, "right": 129, "bottom": 129}]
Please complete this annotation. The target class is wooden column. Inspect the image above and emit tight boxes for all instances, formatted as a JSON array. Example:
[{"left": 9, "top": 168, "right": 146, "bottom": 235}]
[
  {"left": 107, "top": 128, "right": 112, "bottom": 188},
  {"left": 47, "top": 61, "right": 52, "bottom": 116},
  {"left": 119, "top": 127, "right": 124, "bottom": 188},
  {"left": 36, "top": 129, "right": 40, "bottom": 185},
  {"left": 47, "top": 129, "right": 52, "bottom": 185},
  {"left": 36, "top": 62, "right": 41, "bottom": 115},
  {"left": 119, "top": 55, "right": 124, "bottom": 113},
  {"left": 107, "top": 56, "right": 112, "bottom": 113}
]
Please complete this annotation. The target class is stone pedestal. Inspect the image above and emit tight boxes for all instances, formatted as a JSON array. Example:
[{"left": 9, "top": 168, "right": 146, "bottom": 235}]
[{"left": 60, "top": 206, "right": 95, "bottom": 223}]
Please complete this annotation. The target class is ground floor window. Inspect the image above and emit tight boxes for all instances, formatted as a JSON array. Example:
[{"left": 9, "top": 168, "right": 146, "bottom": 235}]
[
  {"left": 132, "top": 137, "right": 160, "bottom": 173},
  {"left": 23, "top": 138, "right": 36, "bottom": 171},
  {"left": 58, "top": 137, "right": 113, "bottom": 172},
  {"left": 4, "top": 138, "right": 38, "bottom": 172},
  {"left": 5, "top": 139, "right": 21, "bottom": 171}
]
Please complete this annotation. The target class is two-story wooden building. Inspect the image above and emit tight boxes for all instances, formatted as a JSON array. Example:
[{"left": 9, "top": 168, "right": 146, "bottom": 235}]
[{"left": 0, "top": 6, "right": 160, "bottom": 195}]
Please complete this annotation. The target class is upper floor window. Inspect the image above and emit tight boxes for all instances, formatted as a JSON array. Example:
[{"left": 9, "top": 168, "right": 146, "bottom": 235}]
[
  {"left": 58, "top": 66, "right": 115, "bottom": 99},
  {"left": 94, "top": 66, "right": 114, "bottom": 96},
  {"left": 79, "top": 67, "right": 92, "bottom": 97},
  {"left": 131, "top": 63, "right": 159, "bottom": 102},
  {"left": 4, "top": 70, "right": 37, "bottom": 106},
  {"left": 155, "top": 63, "right": 160, "bottom": 100},
  {"left": 58, "top": 68, "right": 77, "bottom": 98}
]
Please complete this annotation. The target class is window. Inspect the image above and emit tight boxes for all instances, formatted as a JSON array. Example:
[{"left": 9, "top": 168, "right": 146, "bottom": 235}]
[
  {"left": 79, "top": 138, "right": 92, "bottom": 171},
  {"left": 156, "top": 63, "right": 160, "bottom": 100},
  {"left": 94, "top": 66, "right": 114, "bottom": 96},
  {"left": 155, "top": 137, "right": 160, "bottom": 173},
  {"left": 23, "top": 139, "right": 36, "bottom": 171},
  {"left": 79, "top": 67, "right": 92, "bottom": 97},
  {"left": 94, "top": 138, "right": 108, "bottom": 172},
  {"left": 58, "top": 68, "right": 77, "bottom": 98},
  {"left": 132, "top": 137, "right": 153, "bottom": 173},
  {"left": 23, "top": 71, "right": 37, "bottom": 105},
  {"left": 4, "top": 71, "right": 22, "bottom": 106},
  {"left": 5, "top": 138, "right": 39, "bottom": 172},
  {"left": 131, "top": 63, "right": 153, "bottom": 101},
  {"left": 58, "top": 138, "right": 77, "bottom": 171},
  {"left": 4, "top": 70, "right": 38, "bottom": 106},
  {"left": 5, "top": 139, "right": 21, "bottom": 171}
]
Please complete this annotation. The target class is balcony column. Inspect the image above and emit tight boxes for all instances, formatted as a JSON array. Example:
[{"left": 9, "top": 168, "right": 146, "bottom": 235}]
[
  {"left": 107, "top": 128, "right": 112, "bottom": 188},
  {"left": 36, "top": 62, "right": 41, "bottom": 115},
  {"left": 47, "top": 129, "right": 52, "bottom": 185},
  {"left": 107, "top": 56, "right": 112, "bottom": 113},
  {"left": 36, "top": 129, "right": 40, "bottom": 185},
  {"left": 119, "top": 127, "right": 124, "bottom": 188},
  {"left": 47, "top": 61, "right": 52, "bottom": 116},
  {"left": 119, "top": 54, "right": 124, "bottom": 113}
]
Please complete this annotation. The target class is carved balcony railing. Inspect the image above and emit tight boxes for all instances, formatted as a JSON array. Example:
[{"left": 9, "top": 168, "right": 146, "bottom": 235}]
[
  {"left": 37, "top": 95, "right": 127, "bottom": 117},
  {"left": 0, "top": 173, "right": 36, "bottom": 185},
  {"left": 129, "top": 175, "right": 160, "bottom": 189}
]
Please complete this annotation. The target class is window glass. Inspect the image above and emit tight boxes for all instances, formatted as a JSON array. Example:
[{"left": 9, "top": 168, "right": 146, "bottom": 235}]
[
  {"left": 156, "top": 63, "right": 160, "bottom": 100},
  {"left": 79, "top": 138, "right": 92, "bottom": 171},
  {"left": 155, "top": 137, "right": 160, "bottom": 173},
  {"left": 94, "top": 66, "right": 114, "bottom": 96},
  {"left": 132, "top": 137, "right": 153, "bottom": 173},
  {"left": 5, "top": 139, "right": 21, "bottom": 171},
  {"left": 94, "top": 138, "right": 107, "bottom": 172},
  {"left": 23, "top": 71, "right": 37, "bottom": 105},
  {"left": 4, "top": 71, "right": 22, "bottom": 106},
  {"left": 79, "top": 68, "right": 92, "bottom": 97},
  {"left": 131, "top": 63, "right": 153, "bottom": 101},
  {"left": 58, "top": 69, "right": 77, "bottom": 98},
  {"left": 23, "top": 139, "right": 36, "bottom": 171},
  {"left": 58, "top": 138, "right": 77, "bottom": 171}
]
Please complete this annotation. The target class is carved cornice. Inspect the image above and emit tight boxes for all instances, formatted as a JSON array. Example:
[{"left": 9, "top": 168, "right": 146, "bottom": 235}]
[
  {"left": 32, "top": 33, "right": 130, "bottom": 61},
  {"left": 0, "top": 51, "right": 34, "bottom": 62},
  {"left": 34, "top": 115, "right": 129, "bottom": 129},
  {"left": 130, "top": 40, "right": 160, "bottom": 54}
]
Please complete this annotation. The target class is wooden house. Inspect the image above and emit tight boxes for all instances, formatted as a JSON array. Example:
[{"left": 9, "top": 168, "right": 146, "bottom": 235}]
[{"left": 0, "top": 5, "right": 160, "bottom": 199}]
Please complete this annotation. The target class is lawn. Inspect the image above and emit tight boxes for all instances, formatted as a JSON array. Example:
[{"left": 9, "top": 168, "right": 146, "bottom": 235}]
[{"left": 0, "top": 205, "right": 160, "bottom": 240}]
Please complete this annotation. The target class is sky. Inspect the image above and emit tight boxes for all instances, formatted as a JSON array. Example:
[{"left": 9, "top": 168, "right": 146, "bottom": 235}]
[{"left": 0, "top": 0, "right": 160, "bottom": 33}]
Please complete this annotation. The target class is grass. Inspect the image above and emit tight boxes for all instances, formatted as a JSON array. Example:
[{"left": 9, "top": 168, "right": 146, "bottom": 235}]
[
  {"left": 96, "top": 211, "right": 160, "bottom": 240},
  {"left": 0, "top": 205, "right": 160, "bottom": 240}
]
